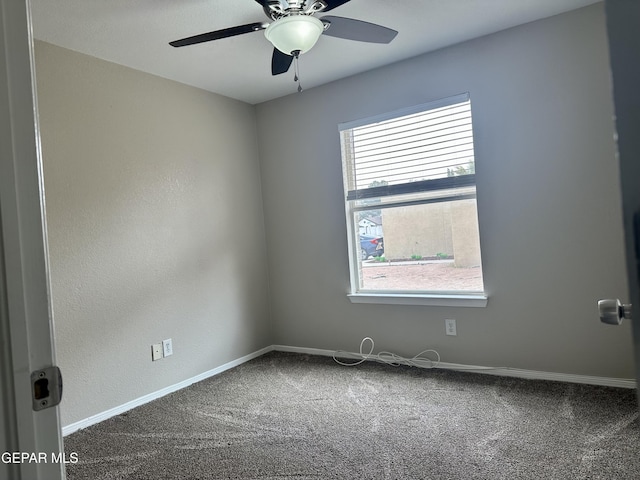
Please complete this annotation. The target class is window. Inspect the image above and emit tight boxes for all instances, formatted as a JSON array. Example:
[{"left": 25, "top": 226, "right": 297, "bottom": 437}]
[{"left": 339, "top": 93, "right": 486, "bottom": 306}]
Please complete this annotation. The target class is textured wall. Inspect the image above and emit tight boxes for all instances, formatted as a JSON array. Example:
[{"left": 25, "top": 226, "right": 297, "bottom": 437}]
[
  {"left": 35, "top": 41, "right": 271, "bottom": 427},
  {"left": 450, "top": 200, "right": 482, "bottom": 268},
  {"left": 382, "top": 203, "right": 454, "bottom": 260},
  {"left": 381, "top": 201, "right": 482, "bottom": 268},
  {"left": 255, "top": 4, "right": 635, "bottom": 378}
]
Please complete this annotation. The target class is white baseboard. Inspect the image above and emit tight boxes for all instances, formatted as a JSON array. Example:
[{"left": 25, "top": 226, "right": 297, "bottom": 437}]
[
  {"left": 63, "top": 343, "right": 636, "bottom": 435},
  {"left": 273, "top": 344, "right": 637, "bottom": 389},
  {"left": 62, "top": 345, "right": 273, "bottom": 436}
]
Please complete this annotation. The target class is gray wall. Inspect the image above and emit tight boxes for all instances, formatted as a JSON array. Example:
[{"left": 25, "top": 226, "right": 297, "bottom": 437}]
[
  {"left": 255, "top": 4, "right": 635, "bottom": 378},
  {"left": 34, "top": 41, "right": 272, "bottom": 426}
]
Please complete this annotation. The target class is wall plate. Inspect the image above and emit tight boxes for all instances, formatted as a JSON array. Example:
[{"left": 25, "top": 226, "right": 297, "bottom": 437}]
[
  {"left": 152, "top": 344, "right": 163, "bottom": 361},
  {"left": 163, "top": 338, "right": 173, "bottom": 357}
]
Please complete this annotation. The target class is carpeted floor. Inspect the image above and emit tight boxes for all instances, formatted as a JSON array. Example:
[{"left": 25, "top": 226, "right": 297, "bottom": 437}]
[{"left": 63, "top": 352, "right": 640, "bottom": 479}]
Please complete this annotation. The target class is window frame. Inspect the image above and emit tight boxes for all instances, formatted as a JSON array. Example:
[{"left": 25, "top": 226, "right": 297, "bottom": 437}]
[{"left": 339, "top": 93, "right": 488, "bottom": 307}]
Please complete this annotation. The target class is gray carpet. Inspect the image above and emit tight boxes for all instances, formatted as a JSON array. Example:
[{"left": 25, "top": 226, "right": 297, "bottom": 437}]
[{"left": 63, "top": 352, "right": 640, "bottom": 479}]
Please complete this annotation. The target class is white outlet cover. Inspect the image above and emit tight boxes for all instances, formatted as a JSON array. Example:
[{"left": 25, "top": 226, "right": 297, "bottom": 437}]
[
  {"left": 445, "top": 319, "right": 457, "bottom": 336},
  {"left": 162, "top": 338, "right": 173, "bottom": 357}
]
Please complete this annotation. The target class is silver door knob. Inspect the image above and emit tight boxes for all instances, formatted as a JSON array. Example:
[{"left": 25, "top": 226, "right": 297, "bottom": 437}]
[{"left": 598, "top": 299, "right": 632, "bottom": 325}]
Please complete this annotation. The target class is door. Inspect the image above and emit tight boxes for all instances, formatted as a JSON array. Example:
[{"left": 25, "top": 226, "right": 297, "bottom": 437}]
[
  {"left": 605, "top": 0, "right": 640, "bottom": 399},
  {"left": 0, "top": 0, "right": 65, "bottom": 479}
]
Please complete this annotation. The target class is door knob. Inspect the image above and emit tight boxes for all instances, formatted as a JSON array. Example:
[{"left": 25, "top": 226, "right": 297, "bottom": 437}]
[{"left": 598, "top": 299, "right": 632, "bottom": 325}]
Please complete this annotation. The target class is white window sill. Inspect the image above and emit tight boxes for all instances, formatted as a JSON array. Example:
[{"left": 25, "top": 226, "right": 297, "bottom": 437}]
[{"left": 347, "top": 293, "right": 488, "bottom": 307}]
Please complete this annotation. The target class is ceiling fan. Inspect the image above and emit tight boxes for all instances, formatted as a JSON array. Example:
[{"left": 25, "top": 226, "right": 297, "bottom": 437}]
[{"left": 169, "top": 0, "right": 398, "bottom": 79}]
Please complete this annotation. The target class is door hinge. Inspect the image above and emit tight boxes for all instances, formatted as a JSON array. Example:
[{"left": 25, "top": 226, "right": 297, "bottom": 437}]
[{"left": 30, "top": 366, "right": 63, "bottom": 411}]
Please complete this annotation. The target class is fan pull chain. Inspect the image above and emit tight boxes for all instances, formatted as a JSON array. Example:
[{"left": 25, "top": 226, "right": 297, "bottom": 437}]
[{"left": 292, "top": 50, "right": 302, "bottom": 93}]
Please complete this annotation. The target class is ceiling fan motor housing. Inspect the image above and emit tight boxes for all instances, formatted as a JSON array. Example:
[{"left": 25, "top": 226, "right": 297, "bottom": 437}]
[{"left": 262, "top": 1, "right": 328, "bottom": 20}]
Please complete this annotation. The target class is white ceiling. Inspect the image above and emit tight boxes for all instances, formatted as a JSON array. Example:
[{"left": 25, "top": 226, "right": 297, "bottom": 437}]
[{"left": 30, "top": 0, "right": 600, "bottom": 105}]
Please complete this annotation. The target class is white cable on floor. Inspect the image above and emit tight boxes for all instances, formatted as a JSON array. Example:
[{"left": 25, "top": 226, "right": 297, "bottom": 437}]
[
  {"left": 332, "top": 337, "right": 506, "bottom": 373},
  {"left": 333, "top": 337, "right": 441, "bottom": 369}
]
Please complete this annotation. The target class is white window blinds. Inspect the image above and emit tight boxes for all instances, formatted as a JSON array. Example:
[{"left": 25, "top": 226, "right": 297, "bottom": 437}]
[{"left": 340, "top": 93, "right": 475, "bottom": 201}]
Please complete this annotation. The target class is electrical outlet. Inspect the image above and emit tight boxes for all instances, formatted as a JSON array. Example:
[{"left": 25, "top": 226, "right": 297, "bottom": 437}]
[
  {"left": 152, "top": 343, "right": 163, "bottom": 361},
  {"left": 445, "top": 319, "right": 457, "bottom": 336},
  {"left": 162, "top": 338, "right": 173, "bottom": 357}
]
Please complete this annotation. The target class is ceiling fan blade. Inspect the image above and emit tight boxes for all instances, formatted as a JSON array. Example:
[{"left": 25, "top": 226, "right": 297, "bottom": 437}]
[
  {"left": 321, "top": 16, "right": 398, "bottom": 44},
  {"left": 321, "top": 0, "right": 353, "bottom": 12},
  {"left": 170, "top": 22, "right": 268, "bottom": 47},
  {"left": 272, "top": 48, "right": 293, "bottom": 75}
]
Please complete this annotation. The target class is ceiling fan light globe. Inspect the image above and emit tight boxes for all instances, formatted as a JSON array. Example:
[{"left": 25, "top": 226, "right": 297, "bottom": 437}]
[{"left": 265, "top": 15, "right": 324, "bottom": 55}]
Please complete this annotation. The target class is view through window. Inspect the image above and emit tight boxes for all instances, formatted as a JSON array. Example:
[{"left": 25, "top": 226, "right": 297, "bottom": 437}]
[{"left": 339, "top": 94, "right": 484, "bottom": 295}]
